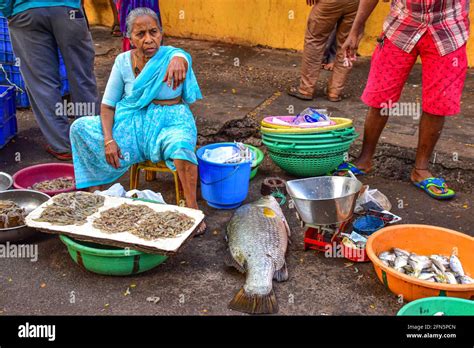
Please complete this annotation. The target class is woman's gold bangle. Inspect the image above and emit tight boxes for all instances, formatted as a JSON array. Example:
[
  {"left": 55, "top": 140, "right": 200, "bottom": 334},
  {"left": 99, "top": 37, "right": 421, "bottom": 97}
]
[{"left": 104, "top": 139, "right": 115, "bottom": 147}]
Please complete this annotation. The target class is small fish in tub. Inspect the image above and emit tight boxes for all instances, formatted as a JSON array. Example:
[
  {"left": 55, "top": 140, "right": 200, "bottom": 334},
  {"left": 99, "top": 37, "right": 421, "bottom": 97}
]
[{"left": 378, "top": 247, "right": 473, "bottom": 284}]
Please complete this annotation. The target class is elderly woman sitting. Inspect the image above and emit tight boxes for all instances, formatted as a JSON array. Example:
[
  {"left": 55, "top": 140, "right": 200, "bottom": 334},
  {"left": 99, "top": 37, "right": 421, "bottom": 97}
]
[{"left": 70, "top": 7, "right": 205, "bottom": 233}]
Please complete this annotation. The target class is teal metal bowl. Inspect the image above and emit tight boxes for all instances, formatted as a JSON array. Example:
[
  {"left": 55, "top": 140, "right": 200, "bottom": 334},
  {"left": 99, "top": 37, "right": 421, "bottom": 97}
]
[{"left": 60, "top": 235, "right": 168, "bottom": 276}]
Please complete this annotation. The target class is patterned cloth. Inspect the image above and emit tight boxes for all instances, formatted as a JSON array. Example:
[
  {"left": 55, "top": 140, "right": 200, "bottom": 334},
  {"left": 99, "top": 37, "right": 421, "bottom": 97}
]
[
  {"left": 70, "top": 46, "right": 202, "bottom": 189},
  {"left": 114, "top": 0, "right": 161, "bottom": 34},
  {"left": 383, "top": 0, "right": 470, "bottom": 56},
  {"left": 361, "top": 32, "right": 467, "bottom": 116}
]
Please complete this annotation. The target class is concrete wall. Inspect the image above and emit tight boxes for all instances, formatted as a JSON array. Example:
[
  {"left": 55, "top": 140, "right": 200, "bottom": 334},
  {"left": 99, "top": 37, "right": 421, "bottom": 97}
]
[{"left": 84, "top": 0, "right": 474, "bottom": 66}]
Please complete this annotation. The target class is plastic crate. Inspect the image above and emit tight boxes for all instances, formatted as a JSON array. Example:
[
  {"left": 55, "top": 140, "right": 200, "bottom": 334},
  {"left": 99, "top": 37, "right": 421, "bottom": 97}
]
[
  {"left": 61, "top": 78, "right": 69, "bottom": 96},
  {"left": 0, "top": 85, "right": 17, "bottom": 148},
  {"left": 0, "top": 63, "right": 29, "bottom": 108},
  {"left": 0, "top": 46, "right": 69, "bottom": 108},
  {"left": 59, "top": 52, "right": 67, "bottom": 79},
  {"left": 0, "top": 16, "right": 15, "bottom": 64},
  {"left": 58, "top": 51, "right": 69, "bottom": 96}
]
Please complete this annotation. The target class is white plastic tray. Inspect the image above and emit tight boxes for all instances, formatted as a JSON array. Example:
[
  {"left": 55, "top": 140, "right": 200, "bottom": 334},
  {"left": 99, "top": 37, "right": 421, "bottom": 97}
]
[{"left": 25, "top": 195, "right": 205, "bottom": 254}]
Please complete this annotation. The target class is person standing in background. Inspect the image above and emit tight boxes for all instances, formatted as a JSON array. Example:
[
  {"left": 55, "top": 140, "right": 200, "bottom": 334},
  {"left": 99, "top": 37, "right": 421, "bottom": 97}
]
[
  {"left": 322, "top": 26, "right": 337, "bottom": 71},
  {"left": 288, "top": 0, "right": 359, "bottom": 102},
  {"left": 114, "top": 0, "right": 161, "bottom": 51},
  {"left": 0, "top": 0, "right": 98, "bottom": 161},
  {"left": 335, "top": 0, "right": 469, "bottom": 200},
  {"left": 110, "top": 0, "right": 121, "bottom": 36}
]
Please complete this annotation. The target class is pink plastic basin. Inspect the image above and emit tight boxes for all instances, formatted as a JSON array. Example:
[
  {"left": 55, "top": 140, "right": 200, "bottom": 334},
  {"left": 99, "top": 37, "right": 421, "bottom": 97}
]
[{"left": 13, "top": 163, "right": 76, "bottom": 196}]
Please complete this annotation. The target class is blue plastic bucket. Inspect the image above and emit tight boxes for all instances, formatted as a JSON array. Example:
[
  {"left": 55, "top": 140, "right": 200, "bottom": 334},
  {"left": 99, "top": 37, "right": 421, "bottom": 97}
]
[{"left": 197, "top": 143, "right": 253, "bottom": 209}]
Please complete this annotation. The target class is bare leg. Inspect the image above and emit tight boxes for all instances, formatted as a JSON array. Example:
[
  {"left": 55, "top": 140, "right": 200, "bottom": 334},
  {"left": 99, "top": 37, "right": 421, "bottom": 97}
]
[
  {"left": 335, "top": 106, "right": 388, "bottom": 175},
  {"left": 410, "top": 112, "right": 445, "bottom": 194},
  {"left": 110, "top": 0, "right": 121, "bottom": 35},
  {"left": 174, "top": 159, "right": 206, "bottom": 235}
]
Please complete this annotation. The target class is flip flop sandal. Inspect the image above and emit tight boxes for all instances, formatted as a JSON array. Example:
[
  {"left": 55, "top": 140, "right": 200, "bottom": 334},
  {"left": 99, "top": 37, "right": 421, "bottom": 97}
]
[
  {"left": 45, "top": 145, "right": 72, "bottom": 161},
  {"left": 287, "top": 86, "right": 313, "bottom": 100},
  {"left": 329, "top": 162, "right": 367, "bottom": 176},
  {"left": 111, "top": 25, "right": 122, "bottom": 37},
  {"left": 413, "top": 177, "right": 456, "bottom": 200},
  {"left": 324, "top": 86, "right": 342, "bottom": 102}
]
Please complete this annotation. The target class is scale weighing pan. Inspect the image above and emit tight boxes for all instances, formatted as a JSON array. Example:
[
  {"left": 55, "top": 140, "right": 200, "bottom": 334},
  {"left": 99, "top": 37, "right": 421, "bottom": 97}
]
[{"left": 286, "top": 175, "right": 362, "bottom": 226}]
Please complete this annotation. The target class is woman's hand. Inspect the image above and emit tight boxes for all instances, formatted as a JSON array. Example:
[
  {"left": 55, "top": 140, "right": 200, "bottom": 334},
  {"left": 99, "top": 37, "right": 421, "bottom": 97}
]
[
  {"left": 104, "top": 140, "right": 124, "bottom": 169},
  {"left": 163, "top": 56, "right": 188, "bottom": 90}
]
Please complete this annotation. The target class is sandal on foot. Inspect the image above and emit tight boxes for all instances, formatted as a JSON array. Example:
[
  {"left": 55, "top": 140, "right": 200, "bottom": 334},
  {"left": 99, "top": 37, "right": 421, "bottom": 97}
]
[
  {"left": 45, "top": 145, "right": 72, "bottom": 161},
  {"left": 330, "top": 162, "right": 367, "bottom": 176},
  {"left": 413, "top": 177, "right": 456, "bottom": 200},
  {"left": 324, "top": 86, "right": 342, "bottom": 102},
  {"left": 287, "top": 86, "right": 313, "bottom": 100},
  {"left": 111, "top": 25, "right": 122, "bottom": 37}
]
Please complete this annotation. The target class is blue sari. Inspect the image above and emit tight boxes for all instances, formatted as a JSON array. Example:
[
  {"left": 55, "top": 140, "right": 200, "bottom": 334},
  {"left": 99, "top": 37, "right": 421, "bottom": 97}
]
[{"left": 70, "top": 46, "right": 202, "bottom": 189}]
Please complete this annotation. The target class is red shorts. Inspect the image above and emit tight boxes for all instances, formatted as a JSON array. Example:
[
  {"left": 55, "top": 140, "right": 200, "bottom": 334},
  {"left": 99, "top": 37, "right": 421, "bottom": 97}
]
[{"left": 361, "top": 32, "right": 467, "bottom": 116}]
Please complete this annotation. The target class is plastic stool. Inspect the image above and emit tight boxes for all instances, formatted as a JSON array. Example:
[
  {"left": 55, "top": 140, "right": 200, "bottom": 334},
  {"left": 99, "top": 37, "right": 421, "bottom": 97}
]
[{"left": 129, "top": 160, "right": 185, "bottom": 206}]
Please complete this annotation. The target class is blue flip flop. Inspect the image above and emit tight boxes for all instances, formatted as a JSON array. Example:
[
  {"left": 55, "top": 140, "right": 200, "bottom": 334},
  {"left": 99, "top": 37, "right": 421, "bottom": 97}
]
[
  {"left": 330, "top": 162, "right": 367, "bottom": 176},
  {"left": 413, "top": 177, "right": 456, "bottom": 200}
]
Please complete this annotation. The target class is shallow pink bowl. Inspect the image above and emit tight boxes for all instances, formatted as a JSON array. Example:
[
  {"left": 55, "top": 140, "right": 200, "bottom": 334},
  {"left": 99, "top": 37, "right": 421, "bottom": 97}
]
[{"left": 13, "top": 163, "right": 76, "bottom": 196}]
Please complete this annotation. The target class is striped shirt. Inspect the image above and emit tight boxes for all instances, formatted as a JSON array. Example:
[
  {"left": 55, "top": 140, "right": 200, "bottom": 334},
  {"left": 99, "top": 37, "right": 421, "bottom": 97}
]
[{"left": 383, "top": 0, "right": 470, "bottom": 56}]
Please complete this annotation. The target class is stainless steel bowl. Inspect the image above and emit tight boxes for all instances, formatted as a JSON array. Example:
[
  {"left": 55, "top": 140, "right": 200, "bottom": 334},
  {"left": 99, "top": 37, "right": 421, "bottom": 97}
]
[
  {"left": 0, "top": 172, "right": 13, "bottom": 191},
  {"left": 286, "top": 176, "right": 362, "bottom": 226},
  {"left": 0, "top": 189, "right": 51, "bottom": 242}
]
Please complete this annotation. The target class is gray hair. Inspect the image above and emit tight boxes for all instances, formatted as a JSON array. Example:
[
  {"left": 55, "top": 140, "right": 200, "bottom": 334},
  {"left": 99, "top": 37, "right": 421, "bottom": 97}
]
[{"left": 126, "top": 7, "right": 162, "bottom": 38}]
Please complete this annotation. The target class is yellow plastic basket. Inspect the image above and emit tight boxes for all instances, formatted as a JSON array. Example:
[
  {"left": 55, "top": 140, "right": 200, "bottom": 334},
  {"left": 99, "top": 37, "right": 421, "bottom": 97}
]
[{"left": 261, "top": 117, "right": 353, "bottom": 134}]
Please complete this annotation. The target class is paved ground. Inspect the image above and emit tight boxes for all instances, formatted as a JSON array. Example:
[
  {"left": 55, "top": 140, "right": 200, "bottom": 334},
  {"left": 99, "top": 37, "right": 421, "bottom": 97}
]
[{"left": 0, "top": 28, "right": 472, "bottom": 316}]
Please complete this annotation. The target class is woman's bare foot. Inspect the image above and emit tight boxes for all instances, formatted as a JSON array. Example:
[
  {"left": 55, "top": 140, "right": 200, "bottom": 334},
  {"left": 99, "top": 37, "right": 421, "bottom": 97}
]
[
  {"left": 88, "top": 185, "right": 103, "bottom": 192},
  {"left": 410, "top": 168, "right": 442, "bottom": 195},
  {"left": 184, "top": 200, "right": 206, "bottom": 236},
  {"left": 195, "top": 221, "right": 207, "bottom": 236}
]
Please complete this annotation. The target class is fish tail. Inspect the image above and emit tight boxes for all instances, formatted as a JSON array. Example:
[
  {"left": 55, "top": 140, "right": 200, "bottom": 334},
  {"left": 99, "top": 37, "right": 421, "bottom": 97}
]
[{"left": 228, "top": 288, "right": 278, "bottom": 314}]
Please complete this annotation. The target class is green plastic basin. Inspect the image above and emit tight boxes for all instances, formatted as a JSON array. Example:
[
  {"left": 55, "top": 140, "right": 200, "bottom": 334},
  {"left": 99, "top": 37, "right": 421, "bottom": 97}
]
[
  {"left": 219, "top": 143, "right": 264, "bottom": 180},
  {"left": 59, "top": 235, "right": 168, "bottom": 276},
  {"left": 397, "top": 297, "right": 474, "bottom": 316}
]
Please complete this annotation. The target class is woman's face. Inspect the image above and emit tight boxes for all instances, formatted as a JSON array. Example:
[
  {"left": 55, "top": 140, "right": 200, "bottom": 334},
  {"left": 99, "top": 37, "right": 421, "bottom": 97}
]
[{"left": 130, "top": 15, "right": 161, "bottom": 57}]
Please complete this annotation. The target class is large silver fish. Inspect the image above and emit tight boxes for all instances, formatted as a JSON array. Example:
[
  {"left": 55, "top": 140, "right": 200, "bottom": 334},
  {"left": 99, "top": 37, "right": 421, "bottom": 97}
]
[{"left": 225, "top": 196, "right": 290, "bottom": 314}]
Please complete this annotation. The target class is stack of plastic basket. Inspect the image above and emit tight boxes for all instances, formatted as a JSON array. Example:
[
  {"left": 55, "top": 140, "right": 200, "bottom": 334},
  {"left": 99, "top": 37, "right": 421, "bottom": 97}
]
[
  {"left": 0, "top": 16, "right": 69, "bottom": 108},
  {"left": 0, "top": 85, "right": 17, "bottom": 148},
  {"left": 261, "top": 116, "right": 358, "bottom": 177}
]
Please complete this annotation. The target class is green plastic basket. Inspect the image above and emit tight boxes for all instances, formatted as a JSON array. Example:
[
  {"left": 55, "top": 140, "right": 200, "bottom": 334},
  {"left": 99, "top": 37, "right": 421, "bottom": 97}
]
[
  {"left": 261, "top": 127, "right": 356, "bottom": 140},
  {"left": 218, "top": 143, "right": 264, "bottom": 180},
  {"left": 397, "top": 297, "right": 474, "bottom": 316},
  {"left": 264, "top": 140, "right": 352, "bottom": 177},
  {"left": 262, "top": 131, "right": 358, "bottom": 145},
  {"left": 262, "top": 137, "right": 355, "bottom": 151}
]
